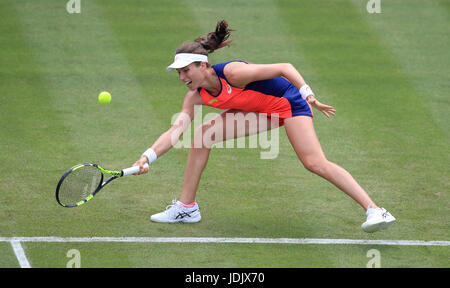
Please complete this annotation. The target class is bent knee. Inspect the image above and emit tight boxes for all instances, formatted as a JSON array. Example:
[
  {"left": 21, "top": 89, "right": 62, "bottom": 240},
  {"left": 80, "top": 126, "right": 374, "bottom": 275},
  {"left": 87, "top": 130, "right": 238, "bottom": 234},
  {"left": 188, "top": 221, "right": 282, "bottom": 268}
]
[
  {"left": 302, "top": 158, "right": 330, "bottom": 175},
  {"left": 193, "top": 124, "right": 221, "bottom": 149}
]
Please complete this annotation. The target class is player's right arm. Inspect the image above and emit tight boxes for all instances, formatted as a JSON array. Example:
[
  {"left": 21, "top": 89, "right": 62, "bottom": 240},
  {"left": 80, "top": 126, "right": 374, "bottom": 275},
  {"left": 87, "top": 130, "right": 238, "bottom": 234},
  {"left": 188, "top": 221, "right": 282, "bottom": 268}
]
[{"left": 133, "top": 89, "right": 204, "bottom": 174}]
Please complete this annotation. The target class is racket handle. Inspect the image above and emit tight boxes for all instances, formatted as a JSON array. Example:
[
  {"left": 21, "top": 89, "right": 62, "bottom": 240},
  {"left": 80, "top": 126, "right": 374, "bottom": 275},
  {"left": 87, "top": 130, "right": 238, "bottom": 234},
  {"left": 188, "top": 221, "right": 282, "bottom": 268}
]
[{"left": 122, "top": 163, "right": 149, "bottom": 176}]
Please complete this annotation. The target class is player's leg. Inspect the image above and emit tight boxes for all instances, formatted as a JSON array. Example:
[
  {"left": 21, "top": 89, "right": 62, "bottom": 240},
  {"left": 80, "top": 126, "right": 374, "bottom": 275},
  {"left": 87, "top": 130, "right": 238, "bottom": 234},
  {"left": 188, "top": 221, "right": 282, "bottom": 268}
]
[
  {"left": 283, "top": 115, "right": 376, "bottom": 209},
  {"left": 151, "top": 110, "right": 278, "bottom": 223},
  {"left": 283, "top": 116, "right": 395, "bottom": 232}
]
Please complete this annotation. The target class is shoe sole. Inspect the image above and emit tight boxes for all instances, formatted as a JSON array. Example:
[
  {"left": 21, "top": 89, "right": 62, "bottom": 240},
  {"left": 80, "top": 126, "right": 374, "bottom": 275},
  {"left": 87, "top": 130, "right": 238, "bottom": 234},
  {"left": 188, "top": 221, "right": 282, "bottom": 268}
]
[
  {"left": 362, "top": 220, "right": 385, "bottom": 233},
  {"left": 362, "top": 217, "right": 396, "bottom": 233},
  {"left": 150, "top": 215, "right": 201, "bottom": 223},
  {"left": 381, "top": 217, "right": 396, "bottom": 230}
]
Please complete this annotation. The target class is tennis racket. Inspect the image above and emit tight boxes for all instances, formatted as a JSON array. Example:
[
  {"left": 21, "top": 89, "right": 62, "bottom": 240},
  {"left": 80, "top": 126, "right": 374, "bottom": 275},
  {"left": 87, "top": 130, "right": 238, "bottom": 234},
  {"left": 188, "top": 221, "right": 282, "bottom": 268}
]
[{"left": 56, "top": 163, "right": 149, "bottom": 208}]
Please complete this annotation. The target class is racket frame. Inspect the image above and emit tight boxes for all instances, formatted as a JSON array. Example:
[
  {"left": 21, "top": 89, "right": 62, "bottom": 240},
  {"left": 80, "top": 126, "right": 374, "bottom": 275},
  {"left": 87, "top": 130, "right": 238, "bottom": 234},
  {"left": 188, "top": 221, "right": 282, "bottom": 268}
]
[
  {"left": 56, "top": 162, "right": 147, "bottom": 208},
  {"left": 56, "top": 163, "right": 120, "bottom": 208}
]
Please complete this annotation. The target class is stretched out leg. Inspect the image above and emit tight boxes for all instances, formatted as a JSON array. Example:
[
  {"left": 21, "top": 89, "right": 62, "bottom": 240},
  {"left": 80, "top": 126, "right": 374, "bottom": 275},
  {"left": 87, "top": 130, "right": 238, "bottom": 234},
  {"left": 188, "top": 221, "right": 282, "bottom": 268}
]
[{"left": 283, "top": 116, "right": 376, "bottom": 210}]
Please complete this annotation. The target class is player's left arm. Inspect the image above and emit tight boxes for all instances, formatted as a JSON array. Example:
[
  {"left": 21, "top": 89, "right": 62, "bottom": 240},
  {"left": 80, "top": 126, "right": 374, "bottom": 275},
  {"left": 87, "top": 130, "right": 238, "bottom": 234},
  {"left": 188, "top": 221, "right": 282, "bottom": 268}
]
[
  {"left": 224, "top": 62, "right": 335, "bottom": 118},
  {"left": 225, "top": 62, "right": 306, "bottom": 88}
]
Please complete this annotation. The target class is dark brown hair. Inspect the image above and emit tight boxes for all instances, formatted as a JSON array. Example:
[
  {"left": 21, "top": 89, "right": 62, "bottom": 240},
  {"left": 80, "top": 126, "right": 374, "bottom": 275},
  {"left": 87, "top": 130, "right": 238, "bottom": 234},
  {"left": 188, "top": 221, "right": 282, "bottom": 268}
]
[{"left": 175, "top": 20, "right": 234, "bottom": 56}]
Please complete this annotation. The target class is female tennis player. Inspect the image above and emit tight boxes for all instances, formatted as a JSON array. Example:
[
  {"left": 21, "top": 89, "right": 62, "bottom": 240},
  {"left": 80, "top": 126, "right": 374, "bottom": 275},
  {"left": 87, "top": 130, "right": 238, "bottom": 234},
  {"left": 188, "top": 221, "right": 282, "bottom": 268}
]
[{"left": 133, "top": 20, "right": 395, "bottom": 233}]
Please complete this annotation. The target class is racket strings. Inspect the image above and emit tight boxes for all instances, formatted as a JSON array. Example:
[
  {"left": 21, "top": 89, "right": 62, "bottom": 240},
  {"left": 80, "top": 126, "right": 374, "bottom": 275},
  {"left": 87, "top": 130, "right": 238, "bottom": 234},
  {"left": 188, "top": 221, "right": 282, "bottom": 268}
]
[{"left": 58, "top": 165, "right": 102, "bottom": 206}]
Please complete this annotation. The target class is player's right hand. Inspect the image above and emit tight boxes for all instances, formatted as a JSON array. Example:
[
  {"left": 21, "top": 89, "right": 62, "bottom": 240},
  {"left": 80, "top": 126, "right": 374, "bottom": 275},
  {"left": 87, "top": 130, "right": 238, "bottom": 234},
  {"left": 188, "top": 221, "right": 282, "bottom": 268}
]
[{"left": 132, "top": 156, "right": 150, "bottom": 175}]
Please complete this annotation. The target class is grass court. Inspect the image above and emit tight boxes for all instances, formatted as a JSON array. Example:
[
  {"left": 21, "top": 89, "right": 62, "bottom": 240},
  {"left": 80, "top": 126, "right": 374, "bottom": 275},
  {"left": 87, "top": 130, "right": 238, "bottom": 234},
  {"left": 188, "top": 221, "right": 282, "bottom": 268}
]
[{"left": 0, "top": 0, "right": 448, "bottom": 268}]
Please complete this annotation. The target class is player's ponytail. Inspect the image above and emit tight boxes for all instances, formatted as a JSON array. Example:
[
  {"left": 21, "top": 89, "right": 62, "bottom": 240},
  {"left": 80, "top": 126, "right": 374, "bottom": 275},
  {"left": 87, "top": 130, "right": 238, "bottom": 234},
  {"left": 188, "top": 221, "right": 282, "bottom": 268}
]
[
  {"left": 175, "top": 20, "right": 234, "bottom": 56},
  {"left": 195, "top": 20, "right": 234, "bottom": 53}
]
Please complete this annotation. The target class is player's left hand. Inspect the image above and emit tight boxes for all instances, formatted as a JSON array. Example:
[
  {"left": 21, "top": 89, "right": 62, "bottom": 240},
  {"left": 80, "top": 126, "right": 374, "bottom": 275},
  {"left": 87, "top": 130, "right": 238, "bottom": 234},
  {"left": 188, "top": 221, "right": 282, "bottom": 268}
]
[{"left": 308, "top": 96, "right": 336, "bottom": 118}]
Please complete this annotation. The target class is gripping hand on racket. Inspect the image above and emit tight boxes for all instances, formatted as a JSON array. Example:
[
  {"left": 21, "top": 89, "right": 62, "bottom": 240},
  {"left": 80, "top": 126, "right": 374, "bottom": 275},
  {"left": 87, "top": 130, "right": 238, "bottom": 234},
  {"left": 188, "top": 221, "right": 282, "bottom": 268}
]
[{"left": 133, "top": 155, "right": 151, "bottom": 175}]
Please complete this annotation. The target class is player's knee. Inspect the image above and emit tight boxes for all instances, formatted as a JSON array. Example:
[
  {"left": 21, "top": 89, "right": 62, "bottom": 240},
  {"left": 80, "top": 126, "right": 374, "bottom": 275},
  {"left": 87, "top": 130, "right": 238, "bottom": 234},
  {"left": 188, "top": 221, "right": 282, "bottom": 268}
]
[
  {"left": 302, "top": 158, "right": 329, "bottom": 176},
  {"left": 193, "top": 124, "right": 215, "bottom": 149}
]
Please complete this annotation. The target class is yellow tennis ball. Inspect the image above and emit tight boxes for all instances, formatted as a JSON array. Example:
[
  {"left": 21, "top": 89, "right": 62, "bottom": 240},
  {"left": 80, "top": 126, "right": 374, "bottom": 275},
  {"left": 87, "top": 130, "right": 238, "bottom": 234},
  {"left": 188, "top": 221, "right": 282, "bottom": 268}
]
[{"left": 98, "top": 91, "right": 111, "bottom": 104}]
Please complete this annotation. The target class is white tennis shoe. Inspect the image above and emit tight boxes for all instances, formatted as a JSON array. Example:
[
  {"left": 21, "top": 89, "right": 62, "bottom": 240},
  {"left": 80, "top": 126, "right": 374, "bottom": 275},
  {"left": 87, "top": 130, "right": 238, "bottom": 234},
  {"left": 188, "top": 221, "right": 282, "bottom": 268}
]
[
  {"left": 150, "top": 199, "right": 201, "bottom": 223},
  {"left": 362, "top": 207, "right": 396, "bottom": 233}
]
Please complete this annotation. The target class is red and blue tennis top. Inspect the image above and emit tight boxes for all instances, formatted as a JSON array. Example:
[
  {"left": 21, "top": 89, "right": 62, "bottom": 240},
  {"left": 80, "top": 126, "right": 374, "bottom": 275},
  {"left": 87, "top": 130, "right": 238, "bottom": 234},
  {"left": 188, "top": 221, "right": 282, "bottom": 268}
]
[{"left": 198, "top": 61, "right": 312, "bottom": 120}]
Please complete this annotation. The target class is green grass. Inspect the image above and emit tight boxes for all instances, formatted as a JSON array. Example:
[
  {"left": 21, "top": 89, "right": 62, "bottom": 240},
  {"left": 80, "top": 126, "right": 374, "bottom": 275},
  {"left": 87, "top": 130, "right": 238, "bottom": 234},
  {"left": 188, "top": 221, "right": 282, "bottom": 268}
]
[
  {"left": 15, "top": 242, "right": 449, "bottom": 268},
  {"left": 0, "top": 0, "right": 448, "bottom": 267}
]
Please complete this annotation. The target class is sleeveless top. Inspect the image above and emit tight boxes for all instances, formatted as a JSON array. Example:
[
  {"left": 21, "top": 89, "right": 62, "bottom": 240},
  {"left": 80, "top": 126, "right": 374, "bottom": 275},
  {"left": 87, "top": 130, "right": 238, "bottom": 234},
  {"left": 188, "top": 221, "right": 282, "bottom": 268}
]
[{"left": 197, "top": 61, "right": 312, "bottom": 119}]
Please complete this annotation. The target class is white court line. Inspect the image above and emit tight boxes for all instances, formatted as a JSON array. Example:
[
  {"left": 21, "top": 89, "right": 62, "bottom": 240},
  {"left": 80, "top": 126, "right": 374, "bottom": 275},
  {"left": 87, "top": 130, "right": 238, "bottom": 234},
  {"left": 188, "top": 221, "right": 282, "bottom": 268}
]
[
  {"left": 4, "top": 237, "right": 448, "bottom": 267},
  {"left": 1, "top": 237, "right": 449, "bottom": 246},
  {"left": 10, "top": 241, "right": 31, "bottom": 268}
]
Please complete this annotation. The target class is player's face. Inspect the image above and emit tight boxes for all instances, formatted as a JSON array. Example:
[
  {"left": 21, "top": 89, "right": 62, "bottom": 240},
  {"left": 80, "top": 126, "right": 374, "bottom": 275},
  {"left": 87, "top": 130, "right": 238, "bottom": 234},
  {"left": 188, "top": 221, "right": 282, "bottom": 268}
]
[{"left": 177, "top": 62, "right": 206, "bottom": 90}]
